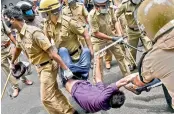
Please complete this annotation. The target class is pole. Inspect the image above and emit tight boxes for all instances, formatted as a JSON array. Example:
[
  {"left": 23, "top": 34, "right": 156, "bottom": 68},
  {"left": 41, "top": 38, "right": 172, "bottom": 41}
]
[{"left": 1, "top": 71, "right": 12, "bottom": 100}]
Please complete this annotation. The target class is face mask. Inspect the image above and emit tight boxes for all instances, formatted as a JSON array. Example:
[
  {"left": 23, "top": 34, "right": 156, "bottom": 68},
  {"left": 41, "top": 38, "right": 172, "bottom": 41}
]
[
  {"left": 5, "top": 20, "right": 12, "bottom": 28},
  {"left": 25, "top": 9, "right": 34, "bottom": 16},
  {"left": 131, "top": 0, "right": 142, "bottom": 5},
  {"left": 99, "top": 8, "right": 109, "bottom": 14}
]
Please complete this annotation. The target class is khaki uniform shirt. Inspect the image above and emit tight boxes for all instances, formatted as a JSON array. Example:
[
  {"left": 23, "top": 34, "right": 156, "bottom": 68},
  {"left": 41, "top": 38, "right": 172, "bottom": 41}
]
[
  {"left": 16, "top": 23, "right": 52, "bottom": 65},
  {"left": 59, "top": 15, "right": 85, "bottom": 61},
  {"left": 43, "top": 15, "right": 62, "bottom": 48},
  {"left": 88, "top": 8, "right": 117, "bottom": 43},
  {"left": 142, "top": 20, "right": 174, "bottom": 82},
  {"left": 63, "top": 2, "right": 88, "bottom": 26},
  {"left": 1, "top": 20, "right": 11, "bottom": 57},
  {"left": 116, "top": 0, "right": 138, "bottom": 29}
]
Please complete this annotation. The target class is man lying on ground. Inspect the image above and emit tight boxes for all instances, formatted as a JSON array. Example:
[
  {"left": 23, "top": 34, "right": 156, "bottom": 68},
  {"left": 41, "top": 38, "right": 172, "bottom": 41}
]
[{"left": 62, "top": 56, "right": 132, "bottom": 113}]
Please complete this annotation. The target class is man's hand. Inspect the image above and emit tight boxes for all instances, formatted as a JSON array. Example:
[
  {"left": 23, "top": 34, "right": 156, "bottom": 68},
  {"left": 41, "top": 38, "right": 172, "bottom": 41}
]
[
  {"left": 116, "top": 78, "right": 129, "bottom": 88},
  {"left": 63, "top": 69, "right": 74, "bottom": 80},
  {"left": 125, "top": 72, "right": 139, "bottom": 82},
  {"left": 112, "top": 36, "right": 119, "bottom": 42},
  {"left": 9, "top": 62, "right": 15, "bottom": 70},
  {"left": 111, "top": 36, "right": 124, "bottom": 44}
]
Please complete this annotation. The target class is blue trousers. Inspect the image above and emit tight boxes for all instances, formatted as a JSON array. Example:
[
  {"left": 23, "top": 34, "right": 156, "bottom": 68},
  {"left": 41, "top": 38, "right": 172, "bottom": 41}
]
[{"left": 58, "top": 47, "right": 91, "bottom": 84}]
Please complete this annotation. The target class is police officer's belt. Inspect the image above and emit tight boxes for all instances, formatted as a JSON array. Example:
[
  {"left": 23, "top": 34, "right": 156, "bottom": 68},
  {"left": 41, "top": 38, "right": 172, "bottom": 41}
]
[
  {"left": 70, "top": 46, "right": 81, "bottom": 56},
  {"left": 37, "top": 59, "right": 53, "bottom": 67},
  {"left": 128, "top": 26, "right": 139, "bottom": 31}
]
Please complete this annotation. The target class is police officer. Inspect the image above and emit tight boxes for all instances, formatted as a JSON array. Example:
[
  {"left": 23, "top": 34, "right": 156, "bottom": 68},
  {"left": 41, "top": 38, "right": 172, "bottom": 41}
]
[
  {"left": 63, "top": 0, "right": 89, "bottom": 47},
  {"left": 88, "top": 0, "right": 130, "bottom": 78},
  {"left": 3, "top": 6, "right": 77, "bottom": 114},
  {"left": 40, "top": 0, "right": 63, "bottom": 48},
  {"left": 126, "top": 0, "right": 174, "bottom": 111},
  {"left": 39, "top": 0, "right": 93, "bottom": 80},
  {"left": 1, "top": 18, "right": 33, "bottom": 97},
  {"left": 116, "top": 0, "right": 152, "bottom": 70}
]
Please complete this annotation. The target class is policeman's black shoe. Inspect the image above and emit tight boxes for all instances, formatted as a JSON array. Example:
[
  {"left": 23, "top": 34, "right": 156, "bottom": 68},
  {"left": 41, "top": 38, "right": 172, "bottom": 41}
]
[{"left": 128, "top": 65, "right": 137, "bottom": 71}]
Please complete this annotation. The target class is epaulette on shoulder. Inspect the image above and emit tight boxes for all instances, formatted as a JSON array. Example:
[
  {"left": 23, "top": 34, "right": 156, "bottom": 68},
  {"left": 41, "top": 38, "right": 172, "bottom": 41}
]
[
  {"left": 26, "top": 25, "right": 43, "bottom": 36},
  {"left": 122, "top": 0, "right": 129, "bottom": 4}
]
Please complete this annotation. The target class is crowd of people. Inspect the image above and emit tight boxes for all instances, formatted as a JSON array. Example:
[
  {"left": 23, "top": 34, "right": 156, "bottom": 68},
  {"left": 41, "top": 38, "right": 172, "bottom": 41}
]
[{"left": 1, "top": 0, "right": 174, "bottom": 114}]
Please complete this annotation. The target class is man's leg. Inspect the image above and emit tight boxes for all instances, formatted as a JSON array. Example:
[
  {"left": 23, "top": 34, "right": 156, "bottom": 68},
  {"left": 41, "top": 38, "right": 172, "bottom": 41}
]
[
  {"left": 120, "top": 44, "right": 135, "bottom": 71},
  {"left": 105, "top": 49, "right": 112, "bottom": 69},
  {"left": 126, "top": 28, "right": 140, "bottom": 65},
  {"left": 73, "top": 48, "right": 91, "bottom": 78},
  {"left": 110, "top": 44, "right": 130, "bottom": 76},
  {"left": 39, "top": 62, "right": 75, "bottom": 114},
  {"left": 58, "top": 47, "right": 73, "bottom": 67},
  {"left": 1, "top": 57, "right": 20, "bottom": 97},
  {"left": 59, "top": 47, "right": 91, "bottom": 77}
]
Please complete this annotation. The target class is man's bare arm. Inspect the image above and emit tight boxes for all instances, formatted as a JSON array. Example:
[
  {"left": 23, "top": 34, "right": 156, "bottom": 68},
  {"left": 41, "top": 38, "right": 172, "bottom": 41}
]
[
  {"left": 83, "top": 29, "right": 94, "bottom": 57},
  {"left": 94, "top": 31, "right": 113, "bottom": 41},
  {"left": 115, "top": 21, "right": 122, "bottom": 36},
  {"left": 46, "top": 46, "right": 68, "bottom": 70},
  {"left": 123, "top": 72, "right": 146, "bottom": 87},
  {"left": 7, "top": 33, "right": 16, "bottom": 45},
  {"left": 132, "top": 75, "right": 146, "bottom": 87},
  {"left": 11, "top": 47, "right": 22, "bottom": 64},
  {"left": 95, "top": 56, "right": 102, "bottom": 83}
]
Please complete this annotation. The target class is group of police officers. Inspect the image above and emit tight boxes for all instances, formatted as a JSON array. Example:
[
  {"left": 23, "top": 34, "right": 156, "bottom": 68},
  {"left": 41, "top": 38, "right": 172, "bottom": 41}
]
[{"left": 1, "top": 0, "right": 174, "bottom": 114}]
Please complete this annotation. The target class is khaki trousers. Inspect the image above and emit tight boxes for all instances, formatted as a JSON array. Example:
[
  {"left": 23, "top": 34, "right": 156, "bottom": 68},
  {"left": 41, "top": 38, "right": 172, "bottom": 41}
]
[
  {"left": 1, "top": 54, "right": 19, "bottom": 89},
  {"left": 93, "top": 40, "right": 130, "bottom": 77},
  {"left": 1, "top": 51, "right": 27, "bottom": 88},
  {"left": 126, "top": 27, "right": 152, "bottom": 65},
  {"left": 37, "top": 61, "right": 74, "bottom": 114},
  {"left": 105, "top": 49, "right": 112, "bottom": 62}
]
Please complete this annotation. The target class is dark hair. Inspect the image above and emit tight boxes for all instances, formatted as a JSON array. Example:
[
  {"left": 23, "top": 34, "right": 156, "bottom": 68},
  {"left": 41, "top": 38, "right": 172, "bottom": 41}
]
[
  {"left": 3, "top": 5, "right": 7, "bottom": 9},
  {"left": 9, "top": 3, "right": 14, "bottom": 6},
  {"left": 3, "top": 6, "right": 23, "bottom": 21},
  {"left": 109, "top": 90, "right": 125, "bottom": 108}
]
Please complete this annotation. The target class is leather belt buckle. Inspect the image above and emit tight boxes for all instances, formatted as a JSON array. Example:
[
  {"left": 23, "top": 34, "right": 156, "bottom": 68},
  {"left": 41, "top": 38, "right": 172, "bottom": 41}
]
[
  {"left": 70, "top": 46, "right": 81, "bottom": 56},
  {"left": 36, "top": 59, "right": 52, "bottom": 68}
]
